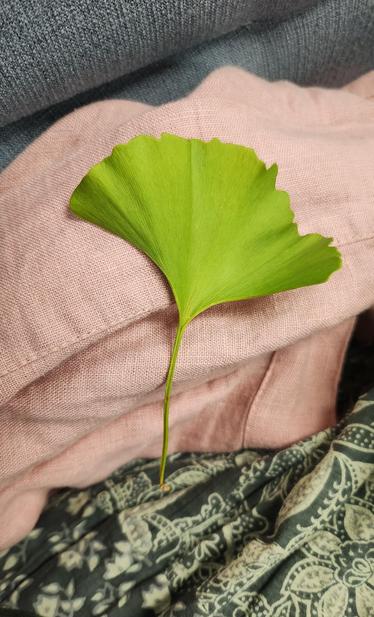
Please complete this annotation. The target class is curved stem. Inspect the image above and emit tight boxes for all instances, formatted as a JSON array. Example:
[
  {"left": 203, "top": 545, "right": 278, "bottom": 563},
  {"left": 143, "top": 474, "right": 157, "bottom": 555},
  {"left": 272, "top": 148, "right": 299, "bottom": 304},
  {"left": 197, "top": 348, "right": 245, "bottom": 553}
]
[{"left": 159, "top": 319, "right": 187, "bottom": 489}]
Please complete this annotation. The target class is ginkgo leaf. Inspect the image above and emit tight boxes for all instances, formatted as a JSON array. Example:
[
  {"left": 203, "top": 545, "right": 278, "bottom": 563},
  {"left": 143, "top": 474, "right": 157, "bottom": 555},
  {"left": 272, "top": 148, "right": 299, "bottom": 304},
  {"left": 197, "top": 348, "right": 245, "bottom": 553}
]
[{"left": 70, "top": 133, "right": 341, "bottom": 487}]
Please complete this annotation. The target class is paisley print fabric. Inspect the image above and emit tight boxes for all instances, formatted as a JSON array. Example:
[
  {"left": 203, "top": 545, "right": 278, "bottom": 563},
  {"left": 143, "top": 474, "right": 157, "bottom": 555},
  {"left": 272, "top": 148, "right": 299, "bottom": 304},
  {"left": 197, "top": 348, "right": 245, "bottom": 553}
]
[{"left": 0, "top": 380, "right": 373, "bottom": 616}]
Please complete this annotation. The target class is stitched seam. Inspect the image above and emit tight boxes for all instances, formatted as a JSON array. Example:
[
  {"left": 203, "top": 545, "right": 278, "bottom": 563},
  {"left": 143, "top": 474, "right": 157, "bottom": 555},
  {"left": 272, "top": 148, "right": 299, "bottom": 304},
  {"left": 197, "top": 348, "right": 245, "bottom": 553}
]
[
  {"left": 0, "top": 302, "right": 170, "bottom": 379},
  {"left": 338, "top": 234, "right": 374, "bottom": 248},
  {"left": 241, "top": 351, "right": 277, "bottom": 448},
  {"left": 1, "top": 225, "right": 373, "bottom": 382},
  {"left": 330, "top": 318, "right": 357, "bottom": 413}
]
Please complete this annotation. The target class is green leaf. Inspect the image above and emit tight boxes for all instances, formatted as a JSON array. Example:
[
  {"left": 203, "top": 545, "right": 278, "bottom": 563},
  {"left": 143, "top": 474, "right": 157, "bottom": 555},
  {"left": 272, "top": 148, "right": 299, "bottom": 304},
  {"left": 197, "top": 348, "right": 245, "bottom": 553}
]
[{"left": 70, "top": 133, "right": 341, "bottom": 486}]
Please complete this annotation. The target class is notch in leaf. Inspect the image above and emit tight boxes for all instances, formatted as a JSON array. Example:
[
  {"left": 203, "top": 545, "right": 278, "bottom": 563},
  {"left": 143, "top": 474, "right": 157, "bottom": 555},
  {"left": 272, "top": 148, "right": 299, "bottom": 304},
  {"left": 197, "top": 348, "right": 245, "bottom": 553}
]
[{"left": 70, "top": 133, "right": 341, "bottom": 489}]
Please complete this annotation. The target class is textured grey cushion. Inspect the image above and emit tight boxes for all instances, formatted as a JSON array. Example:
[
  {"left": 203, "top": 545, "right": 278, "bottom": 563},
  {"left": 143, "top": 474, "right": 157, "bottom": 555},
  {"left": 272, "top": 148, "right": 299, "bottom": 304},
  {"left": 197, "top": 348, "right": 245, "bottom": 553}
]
[{"left": 0, "top": 0, "right": 373, "bottom": 171}]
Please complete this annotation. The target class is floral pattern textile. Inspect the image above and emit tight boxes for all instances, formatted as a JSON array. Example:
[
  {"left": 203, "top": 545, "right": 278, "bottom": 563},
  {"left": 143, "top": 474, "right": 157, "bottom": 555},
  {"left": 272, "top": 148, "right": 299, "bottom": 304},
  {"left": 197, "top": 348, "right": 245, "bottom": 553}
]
[{"left": 0, "top": 389, "right": 373, "bottom": 617}]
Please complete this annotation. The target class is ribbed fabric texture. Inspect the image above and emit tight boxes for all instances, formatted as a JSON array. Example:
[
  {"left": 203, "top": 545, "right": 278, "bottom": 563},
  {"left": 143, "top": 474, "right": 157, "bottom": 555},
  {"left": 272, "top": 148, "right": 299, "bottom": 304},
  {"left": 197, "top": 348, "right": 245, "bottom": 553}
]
[
  {"left": 0, "top": 0, "right": 321, "bottom": 126},
  {"left": 0, "top": 0, "right": 373, "bottom": 171}
]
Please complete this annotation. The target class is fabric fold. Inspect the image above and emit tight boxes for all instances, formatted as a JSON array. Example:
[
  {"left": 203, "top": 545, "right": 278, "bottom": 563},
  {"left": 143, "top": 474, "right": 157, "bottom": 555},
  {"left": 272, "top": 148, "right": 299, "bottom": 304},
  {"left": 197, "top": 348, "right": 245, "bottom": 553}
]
[{"left": 0, "top": 67, "right": 373, "bottom": 548}]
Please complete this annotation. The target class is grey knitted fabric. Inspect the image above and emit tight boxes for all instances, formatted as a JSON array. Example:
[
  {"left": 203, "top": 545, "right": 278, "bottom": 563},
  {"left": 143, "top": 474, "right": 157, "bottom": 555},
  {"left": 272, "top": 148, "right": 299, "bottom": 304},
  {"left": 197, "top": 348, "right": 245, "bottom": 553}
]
[
  {"left": 0, "top": 0, "right": 373, "bottom": 171},
  {"left": 0, "top": 0, "right": 322, "bottom": 126}
]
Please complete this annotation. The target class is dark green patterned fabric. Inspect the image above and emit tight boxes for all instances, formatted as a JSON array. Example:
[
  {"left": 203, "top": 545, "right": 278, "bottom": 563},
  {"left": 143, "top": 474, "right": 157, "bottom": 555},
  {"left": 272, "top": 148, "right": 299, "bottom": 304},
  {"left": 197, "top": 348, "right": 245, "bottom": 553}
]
[{"left": 0, "top": 385, "right": 373, "bottom": 616}]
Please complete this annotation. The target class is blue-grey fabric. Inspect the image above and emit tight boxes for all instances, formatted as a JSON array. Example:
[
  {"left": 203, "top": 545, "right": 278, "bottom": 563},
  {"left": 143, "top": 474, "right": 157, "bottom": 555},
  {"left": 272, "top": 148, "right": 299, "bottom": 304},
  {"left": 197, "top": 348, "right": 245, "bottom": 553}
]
[
  {"left": 0, "top": 0, "right": 373, "bottom": 172},
  {"left": 0, "top": 0, "right": 322, "bottom": 127}
]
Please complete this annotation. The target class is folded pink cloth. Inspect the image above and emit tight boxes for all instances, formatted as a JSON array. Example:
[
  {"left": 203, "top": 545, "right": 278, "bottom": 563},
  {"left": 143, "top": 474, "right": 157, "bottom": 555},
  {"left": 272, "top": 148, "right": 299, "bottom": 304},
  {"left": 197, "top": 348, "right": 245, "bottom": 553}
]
[{"left": 0, "top": 68, "right": 373, "bottom": 549}]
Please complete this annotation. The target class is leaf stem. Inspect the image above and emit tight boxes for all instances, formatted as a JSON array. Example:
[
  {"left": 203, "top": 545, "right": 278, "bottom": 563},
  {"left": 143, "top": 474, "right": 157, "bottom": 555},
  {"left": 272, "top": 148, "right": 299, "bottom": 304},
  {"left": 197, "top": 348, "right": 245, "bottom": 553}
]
[{"left": 159, "top": 319, "right": 186, "bottom": 489}]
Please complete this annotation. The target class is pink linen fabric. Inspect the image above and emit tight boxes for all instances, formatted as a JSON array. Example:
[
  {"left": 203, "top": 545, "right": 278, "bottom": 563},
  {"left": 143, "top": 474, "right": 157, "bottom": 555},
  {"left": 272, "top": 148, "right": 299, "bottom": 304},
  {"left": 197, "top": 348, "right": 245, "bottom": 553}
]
[{"left": 0, "top": 68, "right": 373, "bottom": 549}]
